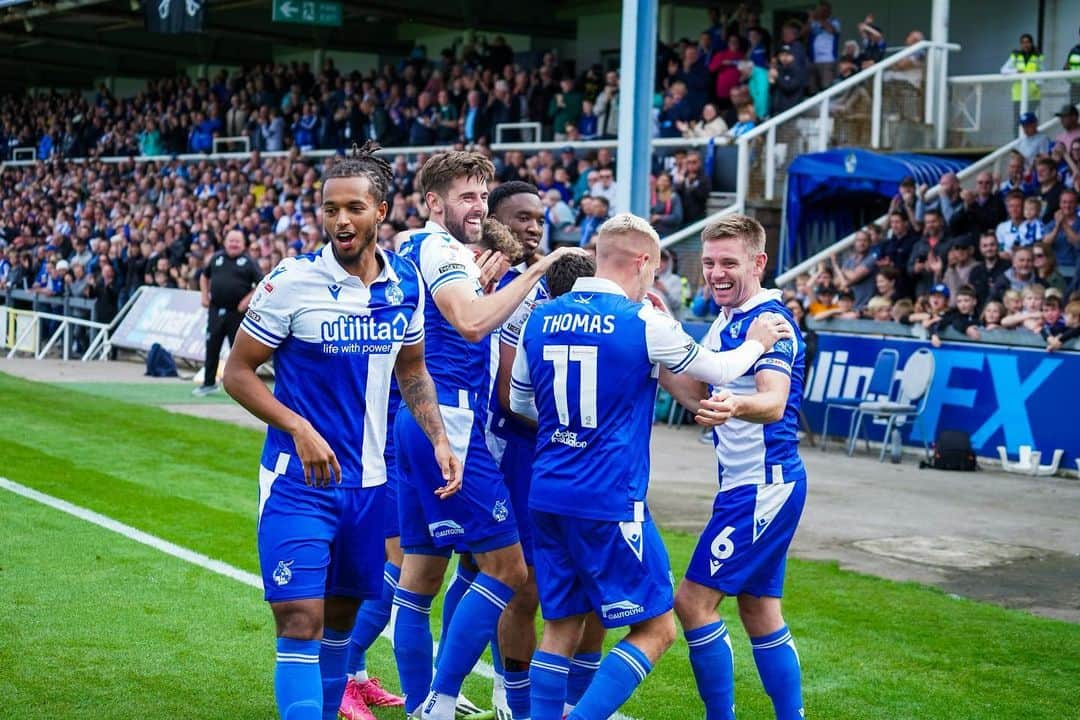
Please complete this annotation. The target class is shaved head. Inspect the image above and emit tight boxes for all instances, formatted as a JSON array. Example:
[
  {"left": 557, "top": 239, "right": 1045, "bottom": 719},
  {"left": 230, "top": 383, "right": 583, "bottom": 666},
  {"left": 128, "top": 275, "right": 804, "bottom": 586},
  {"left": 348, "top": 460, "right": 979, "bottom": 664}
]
[{"left": 594, "top": 213, "right": 661, "bottom": 301}]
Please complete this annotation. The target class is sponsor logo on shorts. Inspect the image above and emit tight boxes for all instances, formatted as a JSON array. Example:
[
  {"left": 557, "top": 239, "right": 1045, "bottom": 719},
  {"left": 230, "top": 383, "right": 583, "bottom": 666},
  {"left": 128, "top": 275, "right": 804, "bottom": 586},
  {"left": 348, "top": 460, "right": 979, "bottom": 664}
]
[
  {"left": 550, "top": 428, "right": 587, "bottom": 449},
  {"left": 492, "top": 499, "right": 509, "bottom": 522},
  {"left": 245, "top": 308, "right": 262, "bottom": 323},
  {"left": 600, "top": 600, "right": 645, "bottom": 621},
  {"left": 428, "top": 519, "right": 465, "bottom": 540},
  {"left": 272, "top": 560, "right": 294, "bottom": 586}
]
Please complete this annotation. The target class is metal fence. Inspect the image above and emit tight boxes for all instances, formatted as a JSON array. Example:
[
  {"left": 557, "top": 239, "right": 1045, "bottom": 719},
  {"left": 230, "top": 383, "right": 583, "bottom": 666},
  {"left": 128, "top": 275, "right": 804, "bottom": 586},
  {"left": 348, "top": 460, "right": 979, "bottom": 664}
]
[{"left": 948, "top": 70, "right": 1080, "bottom": 148}]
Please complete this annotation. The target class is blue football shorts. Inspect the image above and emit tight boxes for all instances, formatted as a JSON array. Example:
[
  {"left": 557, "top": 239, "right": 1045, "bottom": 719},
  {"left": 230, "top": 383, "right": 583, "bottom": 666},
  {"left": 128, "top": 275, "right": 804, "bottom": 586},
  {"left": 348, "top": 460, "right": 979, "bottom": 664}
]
[
  {"left": 395, "top": 399, "right": 519, "bottom": 556},
  {"left": 257, "top": 468, "right": 385, "bottom": 604},
  {"left": 497, "top": 431, "right": 537, "bottom": 566},
  {"left": 684, "top": 480, "right": 807, "bottom": 598},
  {"left": 531, "top": 509, "right": 674, "bottom": 629}
]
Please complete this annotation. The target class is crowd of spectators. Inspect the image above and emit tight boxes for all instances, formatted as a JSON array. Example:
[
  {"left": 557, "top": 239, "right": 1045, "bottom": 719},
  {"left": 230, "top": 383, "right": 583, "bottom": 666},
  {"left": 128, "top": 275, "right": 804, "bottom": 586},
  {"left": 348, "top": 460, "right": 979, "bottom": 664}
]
[{"left": 775, "top": 110, "right": 1080, "bottom": 352}]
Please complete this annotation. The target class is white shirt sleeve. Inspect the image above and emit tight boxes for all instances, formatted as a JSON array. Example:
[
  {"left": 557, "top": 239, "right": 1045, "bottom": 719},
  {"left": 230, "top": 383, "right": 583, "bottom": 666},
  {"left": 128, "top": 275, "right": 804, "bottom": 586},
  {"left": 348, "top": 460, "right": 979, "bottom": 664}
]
[
  {"left": 418, "top": 234, "right": 481, "bottom": 296},
  {"left": 240, "top": 260, "right": 293, "bottom": 348},
  {"left": 403, "top": 277, "right": 426, "bottom": 346},
  {"left": 640, "top": 304, "right": 765, "bottom": 386},
  {"left": 509, "top": 329, "right": 538, "bottom": 421},
  {"left": 500, "top": 287, "right": 539, "bottom": 348}
]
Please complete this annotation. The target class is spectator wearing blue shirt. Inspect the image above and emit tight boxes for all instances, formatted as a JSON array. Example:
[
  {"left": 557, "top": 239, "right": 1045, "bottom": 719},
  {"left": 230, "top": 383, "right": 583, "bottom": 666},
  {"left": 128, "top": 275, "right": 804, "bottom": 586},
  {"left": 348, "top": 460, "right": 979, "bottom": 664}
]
[
  {"left": 188, "top": 111, "right": 215, "bottom": 153},
  {"left": 577, "top": 99, "right": 599, "bottom": 140},
  {"left": 748, "top": 26, "right": 771, "bottom": 69},
  {"left": 292, "top": 102, "right": 319, "bottom": 151},
  {"left": 578, "top": 196, "right": 608, "bottom": 246},
  {"left": 37, "top": 130, "right": 55, "bottom": 160},
  {"left": 857, "top": 14, "right": 887, "bottom": 64},
  {"left": 807, "top": 2, "right": 840, "bottom": 92}
]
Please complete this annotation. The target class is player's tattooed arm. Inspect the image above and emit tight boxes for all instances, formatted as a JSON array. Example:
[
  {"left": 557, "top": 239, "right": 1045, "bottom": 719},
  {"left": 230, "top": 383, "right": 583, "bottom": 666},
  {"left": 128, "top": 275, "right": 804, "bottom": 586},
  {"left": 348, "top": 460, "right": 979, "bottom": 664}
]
[{"left": 395, "top": 341, "right": 462, "bottom": 498}]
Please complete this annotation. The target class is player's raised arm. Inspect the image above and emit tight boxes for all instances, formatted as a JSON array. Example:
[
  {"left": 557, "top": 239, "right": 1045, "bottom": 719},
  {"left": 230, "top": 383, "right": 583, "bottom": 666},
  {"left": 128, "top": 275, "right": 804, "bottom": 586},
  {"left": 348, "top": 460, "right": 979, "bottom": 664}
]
[{"left": 394, "top": 340, "right": 463, "bottom": 498}]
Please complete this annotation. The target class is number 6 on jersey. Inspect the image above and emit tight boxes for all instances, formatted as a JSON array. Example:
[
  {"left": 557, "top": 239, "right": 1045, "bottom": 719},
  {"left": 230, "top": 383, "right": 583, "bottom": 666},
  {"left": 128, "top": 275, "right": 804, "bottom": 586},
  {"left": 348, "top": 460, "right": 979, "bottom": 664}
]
[{"left": 542, "top": 344, "right": 599, "bottom": 428}]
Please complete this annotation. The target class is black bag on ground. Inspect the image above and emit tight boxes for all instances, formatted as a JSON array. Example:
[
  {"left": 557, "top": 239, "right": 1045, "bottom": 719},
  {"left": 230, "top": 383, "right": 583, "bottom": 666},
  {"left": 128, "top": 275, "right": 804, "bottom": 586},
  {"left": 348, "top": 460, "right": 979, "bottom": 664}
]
[
  {"left": 923, "top": 429, "right": 977, "bottom": 471},
  {"left": 145, "top": 342, "right": 179, "bottom": 377}
]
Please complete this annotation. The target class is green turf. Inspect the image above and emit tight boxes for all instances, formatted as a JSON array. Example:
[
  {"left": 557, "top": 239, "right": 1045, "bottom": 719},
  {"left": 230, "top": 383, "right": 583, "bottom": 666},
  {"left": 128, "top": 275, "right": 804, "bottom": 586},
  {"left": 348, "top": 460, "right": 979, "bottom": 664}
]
[
  {"left": 1, "top": 370, "right": 1078, "bottom": 719},
  {"left": 55, "top": 380, "right": 238, "bottom": 405}
]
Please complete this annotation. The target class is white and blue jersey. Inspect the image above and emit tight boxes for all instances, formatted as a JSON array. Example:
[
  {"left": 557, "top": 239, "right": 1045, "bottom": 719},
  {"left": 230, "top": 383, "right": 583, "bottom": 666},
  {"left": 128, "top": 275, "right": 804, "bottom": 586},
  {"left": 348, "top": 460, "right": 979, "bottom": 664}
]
[
  {"left": 685, "top": 288, "right": 807, "bottom": 599},
  {"left": 242, "top": 245, "right": 424, "bottom": 603},
  {"left": 489, "top": 269, "right": 550, "bottom": 444},
  {"left": 242, "top": 245, "right": 424, "bottom": 488},
  {"left": 702, "top": 289, "right": 806, "bottom": 491}
]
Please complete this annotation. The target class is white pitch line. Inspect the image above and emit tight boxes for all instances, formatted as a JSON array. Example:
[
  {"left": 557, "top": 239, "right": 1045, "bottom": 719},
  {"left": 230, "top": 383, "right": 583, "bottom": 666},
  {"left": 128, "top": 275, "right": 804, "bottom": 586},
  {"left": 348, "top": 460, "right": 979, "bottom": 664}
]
[{"left": 0, "top": 476, "right": 635, "bottom": 720}]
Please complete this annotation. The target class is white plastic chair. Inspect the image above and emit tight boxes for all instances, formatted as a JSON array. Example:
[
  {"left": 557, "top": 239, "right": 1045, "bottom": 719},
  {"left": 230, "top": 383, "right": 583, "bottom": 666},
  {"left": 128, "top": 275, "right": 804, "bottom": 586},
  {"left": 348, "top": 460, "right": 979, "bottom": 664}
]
[{"left": 846, "top": 348, "right": 935, "bottom": 462}]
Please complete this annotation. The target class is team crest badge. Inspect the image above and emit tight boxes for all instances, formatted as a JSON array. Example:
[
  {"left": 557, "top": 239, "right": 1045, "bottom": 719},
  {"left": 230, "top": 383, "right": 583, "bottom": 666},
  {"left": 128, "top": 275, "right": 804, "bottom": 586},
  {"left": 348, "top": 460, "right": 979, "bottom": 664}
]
[
  {"left": 272, "top": 560, "right": 294, "bottom": 586},
  {"left": 386, "top": 282, "right": 404, "bottom": 305},
  {"left": 492, "top": 499, "right": 509, "bottom": 522},
  {"left": 728, "top": 319, "right": 743, "bottom": 338}
]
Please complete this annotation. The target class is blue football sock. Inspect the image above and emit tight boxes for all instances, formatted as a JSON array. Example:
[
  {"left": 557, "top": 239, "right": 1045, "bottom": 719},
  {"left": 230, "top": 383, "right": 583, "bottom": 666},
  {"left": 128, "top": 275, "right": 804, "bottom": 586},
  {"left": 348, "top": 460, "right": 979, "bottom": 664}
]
[
  {"left": 393, "top": 588, "right": 435, "bottom": 714},
  {"left": 491, "top": 637, "right": 505, "bottom": 678},
  {"left": 565, "top": 652, "right": 601, "bottom": 708},
  {"left": 435, "top": 563, "right": 476, "bottom": 666},
  {"left": 568, "top": 641, "right": 652, "bottom": 720},
  {"left": 347, "top": 562, "right": 400, "bottom": 677},
  {"left": 529, "top": 651, "right": 570, "bottom": 720},
  {"left": 275, "top": 637, "right": 322, "bottom": 720},
  {"left": 686, "top": 621, "right": 736, "bottom": 720},
  {"left": 504, "top": 668, "right": 531, "bottom": 719},
  {"left": 751, "top": 625, "right": 804, "bottom": 720},
  {"left": 431, "top": 573, "right": 515, "bottom": 697},
  {"left": 320, "top": 628, "right": 352, "bottom": 720}
]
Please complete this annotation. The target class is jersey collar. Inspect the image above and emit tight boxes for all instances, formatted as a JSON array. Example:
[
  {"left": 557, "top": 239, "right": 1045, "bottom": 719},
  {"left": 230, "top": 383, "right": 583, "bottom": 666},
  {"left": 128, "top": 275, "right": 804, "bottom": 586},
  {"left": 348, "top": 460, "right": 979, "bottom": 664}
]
[
  {"left": 723, "top": 287, "right": 784, "bottom": 317},
  {"left": 571, "top": 276, "right": 627, "bottom": 297},
  {"left": 320, "top": 244, "right": 400, "bottom": 285}
]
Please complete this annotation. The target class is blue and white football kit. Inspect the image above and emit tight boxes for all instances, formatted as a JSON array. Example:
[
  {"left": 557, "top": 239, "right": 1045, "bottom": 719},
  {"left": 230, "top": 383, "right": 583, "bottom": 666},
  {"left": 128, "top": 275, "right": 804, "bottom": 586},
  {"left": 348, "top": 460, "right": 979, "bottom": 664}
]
[
  {"left": 242, "top": 246, "right": 424, "bottom": 603},
  {"left": 681, "top": 288, "right": 807, "bottom": 720},
  {"left": 395, "top": 221, "right": 519, "bottom": 555},
  {"left": 241, "top": 245, "right": 423, "bottom": 720},
  {"left": 511, "top": 277, "right": 769, "bottom": 720}
]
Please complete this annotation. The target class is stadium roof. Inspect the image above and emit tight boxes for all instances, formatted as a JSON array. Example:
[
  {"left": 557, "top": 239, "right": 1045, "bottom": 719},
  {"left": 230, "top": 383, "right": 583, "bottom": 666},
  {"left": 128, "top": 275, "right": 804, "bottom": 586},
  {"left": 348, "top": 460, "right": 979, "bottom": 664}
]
[{"left": 0, "top": 0, "right": 580, "bottom": 91}]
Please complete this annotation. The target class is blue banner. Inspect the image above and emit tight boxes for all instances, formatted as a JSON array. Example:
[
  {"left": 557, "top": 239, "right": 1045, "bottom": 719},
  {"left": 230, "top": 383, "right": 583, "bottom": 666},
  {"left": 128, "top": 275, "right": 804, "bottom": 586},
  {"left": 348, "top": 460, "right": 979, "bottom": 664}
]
[{"left": 803, "top": 332, "right": 1079, "bottom": 468}]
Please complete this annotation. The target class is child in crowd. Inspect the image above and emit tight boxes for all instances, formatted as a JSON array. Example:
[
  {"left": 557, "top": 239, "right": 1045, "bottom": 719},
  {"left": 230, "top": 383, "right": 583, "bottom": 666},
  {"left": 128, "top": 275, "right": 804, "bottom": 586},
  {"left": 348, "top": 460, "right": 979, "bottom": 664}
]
[
  {"left": 928, "top": 285, "right": 981, "bottom": 346},
  {"left": 866, "top": 295, "right": 893, "bottom": 321},
  {"left": 815, "top": 288, "right": 860, "bottom": 320},
  {"left": 891, "top": 298, "right": 915, "bottom": 324},
  {"left": 1002, "top": 288, "right": 1023, "bottom": 317},
  {"left": 909, "top": 283, "right": 950, "bottom": 327},
  {"left": 979, "top": 300, "right": 1006, "bottom": 331},
  {"left": 1018, "top": 196, "right": 1044, "bottom": 247},
  {"left": 1002, "top": 285, "right": 1046, "bottom": 333},
  {"left": 717, "top": 103, "right": 757, "bottom": 144},
  {"left": 1046, "top": 301, "right": 1080, "bottom": 351},
  {"left": 1040, "top": 293, "right": 1066, "bottom": 337}
]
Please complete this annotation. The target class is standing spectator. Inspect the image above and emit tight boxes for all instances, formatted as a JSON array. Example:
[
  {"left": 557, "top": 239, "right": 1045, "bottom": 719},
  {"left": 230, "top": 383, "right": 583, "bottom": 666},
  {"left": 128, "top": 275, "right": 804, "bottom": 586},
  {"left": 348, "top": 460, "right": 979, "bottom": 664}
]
[
  {"left": 999, "top": 149, "right": 1037, "bottom": 195},
  {"left": 1001, "top": 34, "right": 1044, "bottom": 122},
  {"left": 1054, "top": 104, "right": 1080, "bottom": 149},
  {"left": 649, "top": 172, "right": 684, "bottom": 236},
  {"left": 991, "top": 245, "right": 1037, "bottom": 298},
  {"left": 548, "top": 77, "right": 582, "bottom": 142},
  {"left": 589, "top": 167, "right": 617, "bottom": 210},
  {"left": 293, "top": 102, "right": 319, "bottom": 151},
  {"left": 1045, "top": 188, "right": 1079, "bottom": 270},
  {"left": 1034, "top": 156, "right": 1064, "bottom": 222},
  {"left": 260, "top": 108, "right": 285, "bottom": 151},
  {"left": 738, "top": 60, "right": 771, "bottom": 120},
  {"left": 953, "top": 172, "right": 1006, "bottom": 235},
  {"left": 1016, "top": 112, "right": 1050, "bottom": 167},
  {"left": 996, "top": 190, "right": 1026, "bottom": 251},
  {"left": 941, "top": 235, "right": 979, "bottom": 302},
  {"left": 673, "top": 151, "right": 712, "bottom": 224},
  {"left": 747, "top": 26, "right": 770, "bottom": 69},
  {"left": 594, "top": 70, "right": 620, "bottom": 139},
  {"left": 1001, "top": 284, "right": 1045, "bottom": 333},
  {"left": 769, "top": 44, "right": 808, "bottom": 115},
  {"left": 709, "top": 35, "right": 745, "bottom": 111},
  {"left": 1065, "top": 29, "right": 1080, "bottom": 105},
  {"left": 908, "top": 209, "right": 948, "bottom": 298},
  {"left": 916, "top": 173, "right": 964, "bottom": 231},
  {"left": 434, "top": 90, "right": 459, "bottom": 143},
  {"left": 652, "top": 248, "right": 687, "bottom": 317},
  {"left": 195, "top": 229, "right": 262, "bottom": 396},
  {"left": 778, "top": 20, "right": 808, "bottom": 77},
  {"left": 807, "top": 2, "right": 840, "bottom": 92},
  {"left": 577, "top": 99, "right": 599, "bottom": 140},
  {"left": 677, "top": 45, "right": 711, "bottom": 116},
  {"left": 857, "top": 14, "right": 887, "bottom": 64},
  {"left": 889, "top": 176, "right": 922, "bottom": 232},
  {"left": 830, "top": 229, "right": 877, "bottom": 308},
  {"left": 970, "top": 231, "right": 1011, "bottom": 304}
]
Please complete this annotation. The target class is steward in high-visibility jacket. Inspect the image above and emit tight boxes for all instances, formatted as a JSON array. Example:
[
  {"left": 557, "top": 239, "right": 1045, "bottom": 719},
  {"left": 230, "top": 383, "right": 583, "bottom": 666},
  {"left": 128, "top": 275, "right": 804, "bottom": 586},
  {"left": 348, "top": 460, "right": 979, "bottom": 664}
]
[{"left": 1002, "top": 40, "right": 1044, "bottom": 103}]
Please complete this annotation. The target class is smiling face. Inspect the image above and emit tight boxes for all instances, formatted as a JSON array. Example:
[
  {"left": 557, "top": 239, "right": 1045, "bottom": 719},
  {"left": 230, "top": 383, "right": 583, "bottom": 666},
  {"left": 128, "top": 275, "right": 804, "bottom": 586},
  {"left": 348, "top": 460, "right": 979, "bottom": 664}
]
[
  {"left": 321, "top": 175, "right": 386, "bottom": 267},
  {"left": 494, "top": 191, "right": 543, "bottom": 260},
  {"left": 701, "top": 236, "right": 766, "bottom": 308},
  {"left": 432, "top": 174, "right": 488, "bottom": 244}
]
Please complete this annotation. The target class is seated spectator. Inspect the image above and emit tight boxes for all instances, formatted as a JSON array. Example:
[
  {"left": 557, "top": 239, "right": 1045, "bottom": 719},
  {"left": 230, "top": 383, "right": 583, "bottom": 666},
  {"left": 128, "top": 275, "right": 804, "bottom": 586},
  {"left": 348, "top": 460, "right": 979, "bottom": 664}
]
[
  {"left": 954, "top": 171, "right": 1006, "bottom": 236},
  {"left": 589, "top": 168, "right": 617, "bottom": 211},
  {"left": 717, "top": 103, "right": 758, "bottom": 144},
  {"left": 1046, "top": 300, "right": 1080, "bottom": 351},
  {"left": 830, "top": 229, "right": 877, "bottom": 308},
  {"left": 941, "top": 234, "right": 979, "bottom": 302},
  {"left": 678, "top": 102, "right": 728, "bottom": 139},
  {"left": 576, "top": 196, "right": 608, "bottom": 246},
  {"left": 1045, "top": 188, "right": 1079, "bottom": 269},
  {"left": 1019, "top": 196, "right": 1045, "bottom": 246},
  {"left": 996, "top": 190, "right": 1027, "bottom": 251},
  {"left": 1001, "top": 284, "right": 1045, "bottom": 333},
  {"left": 866, "top": 295, "right": 893, "bottom": 321},
  {"left": 874, "top": 265, "right": 901, "bottom": 303},
  {"left": 1033, "top": 243, "right": 1067, "bottom": 293},
  {"left": 927, "top": 285, "right": 981, "bottom": 346},
  {"left": 1035, "top": 156, "right": 1064, "bottom": 222},
  {"left": 808, "top": 281, "right": 838, "bottom": 317},
  {"left": 992, "top": 244, "right": 1037, "bottom": 297},
  {"left": 980, "top": 300, "right": 1006, "bottom": 330},
  {"left": 673, "top": 151, "right": 712, "bottom": 223},
  {"left": 769, "top": 44, "right": 809, "bottom": 115},
  {"left": 649, "top": 172, "right": 684, "bottom": 237},
  {"left": 1016, "top": 113, "right": 1051, "bottom": 168}
]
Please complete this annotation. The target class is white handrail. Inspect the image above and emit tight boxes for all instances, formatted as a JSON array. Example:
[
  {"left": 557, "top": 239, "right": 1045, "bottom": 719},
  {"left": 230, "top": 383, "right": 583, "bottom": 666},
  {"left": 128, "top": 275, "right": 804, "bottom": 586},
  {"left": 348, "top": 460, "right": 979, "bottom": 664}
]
[
  {"left": 949, "top": 70, "right": 1080, "bottom": 84},
  {"left": 773, "top": 116, "right": 1063, "bottom": 287},
  {"left": 659, "top": 202, "right": 742, "bottom": 250},
  {"left": 734, "top": 40, "right": 961, "bottom": 206}
]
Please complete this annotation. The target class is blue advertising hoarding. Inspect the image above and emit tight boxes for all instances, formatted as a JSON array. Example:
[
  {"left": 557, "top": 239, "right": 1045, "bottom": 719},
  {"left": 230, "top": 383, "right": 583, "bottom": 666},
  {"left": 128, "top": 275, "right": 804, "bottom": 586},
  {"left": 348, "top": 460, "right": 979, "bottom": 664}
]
[{"left": 802, "top": 332, "right": 1079, "bottom": 468}]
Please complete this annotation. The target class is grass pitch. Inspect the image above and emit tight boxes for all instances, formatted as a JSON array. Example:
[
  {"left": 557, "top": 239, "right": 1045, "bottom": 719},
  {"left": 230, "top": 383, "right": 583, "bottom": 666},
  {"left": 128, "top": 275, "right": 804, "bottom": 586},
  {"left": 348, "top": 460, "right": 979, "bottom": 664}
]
[{"left": 0, "top": 371, "right": 1077, "bottom": 719}]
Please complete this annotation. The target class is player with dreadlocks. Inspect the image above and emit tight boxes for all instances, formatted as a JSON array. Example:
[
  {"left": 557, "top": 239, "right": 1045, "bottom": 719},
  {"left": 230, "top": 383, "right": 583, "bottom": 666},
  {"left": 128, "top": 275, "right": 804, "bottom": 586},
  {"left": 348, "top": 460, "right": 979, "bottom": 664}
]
[{"left": 223, "top": 140, "right": 462, "bottom": 720}]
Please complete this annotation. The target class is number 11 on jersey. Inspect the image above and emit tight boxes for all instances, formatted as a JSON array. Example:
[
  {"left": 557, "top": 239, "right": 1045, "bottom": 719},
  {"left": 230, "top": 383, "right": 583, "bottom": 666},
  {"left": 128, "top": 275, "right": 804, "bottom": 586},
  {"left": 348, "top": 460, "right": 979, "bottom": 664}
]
[{"left": 542, "top": 344, "right": 599, "bottom": 428}]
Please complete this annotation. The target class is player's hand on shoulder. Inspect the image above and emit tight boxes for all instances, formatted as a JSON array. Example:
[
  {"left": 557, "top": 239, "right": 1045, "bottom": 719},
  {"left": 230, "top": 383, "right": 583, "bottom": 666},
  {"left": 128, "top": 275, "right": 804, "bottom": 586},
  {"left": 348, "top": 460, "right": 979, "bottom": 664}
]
[
  {"left": 476, "top": 249, "right": 510, "bottom": 292},
  {"left": 291, "top": 420, "right": 342, "bottom": 487},
  {"left": 543, "top": 245, "right": 590, "bottom": 266},
  {"left": 432, "top": 441, "right": 463, "bottom": 499},
  {"left": 695, "top": 388, "right": 737, "bottom": 427},
  {"left": 746, "top": 312, "right": 791, "bottom": 352}
]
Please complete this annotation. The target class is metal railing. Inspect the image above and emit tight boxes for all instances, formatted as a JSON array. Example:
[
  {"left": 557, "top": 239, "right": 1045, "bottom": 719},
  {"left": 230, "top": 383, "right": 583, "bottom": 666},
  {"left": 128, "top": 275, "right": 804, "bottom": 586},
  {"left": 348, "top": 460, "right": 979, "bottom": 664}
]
[
  {"left": 212, "top": 135, "right": 251, "bottom": 154},
  {"left": 2, "top": 306, "right": 111, "bottom": 361},
  {"left": 773, "top": 115, "right": 1064, "bottom": 287},
  {"left": 733, "top": 40, "right": 960, "bottom": 206},
  {"left": 948, "top": 69, "right": 1080, "bottom": 148},
  {"left": 494, "top": 122, "right": 543, "bottom": 144}
]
